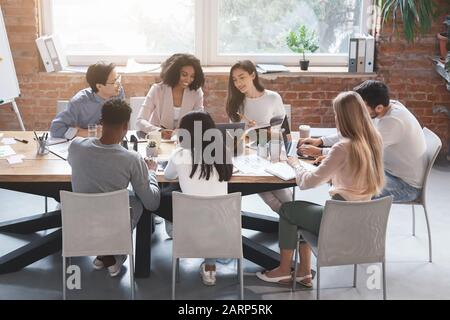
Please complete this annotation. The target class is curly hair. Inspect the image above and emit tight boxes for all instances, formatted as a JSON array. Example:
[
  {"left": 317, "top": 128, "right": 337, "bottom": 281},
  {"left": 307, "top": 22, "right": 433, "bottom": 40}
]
[{"left": 160, "top": 53, "right": 205, "bottom": 91}]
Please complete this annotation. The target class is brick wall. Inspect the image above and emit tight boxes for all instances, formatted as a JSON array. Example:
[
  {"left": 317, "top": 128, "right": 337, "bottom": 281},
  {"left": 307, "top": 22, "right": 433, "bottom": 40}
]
[{"left": 1, "top": 0, "right": 449, "bottom": 153}]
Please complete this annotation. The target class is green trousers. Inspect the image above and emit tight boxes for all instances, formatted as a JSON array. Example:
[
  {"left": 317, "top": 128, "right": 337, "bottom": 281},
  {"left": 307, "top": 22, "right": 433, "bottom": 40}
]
[{"left": 278, "top": 195, "right": 345, "bottom": 250}]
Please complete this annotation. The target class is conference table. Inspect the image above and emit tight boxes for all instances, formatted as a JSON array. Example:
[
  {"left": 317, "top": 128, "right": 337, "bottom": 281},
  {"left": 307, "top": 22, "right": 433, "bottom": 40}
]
[{"left": 0, "top": 129, "right": 335, "bottom": 278}]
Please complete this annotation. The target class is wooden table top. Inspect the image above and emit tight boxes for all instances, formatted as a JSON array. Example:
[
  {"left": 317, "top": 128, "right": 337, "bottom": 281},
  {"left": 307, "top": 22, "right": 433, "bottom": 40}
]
[{"left": 0, "top": 131, "right": 308, "bottom": 184}]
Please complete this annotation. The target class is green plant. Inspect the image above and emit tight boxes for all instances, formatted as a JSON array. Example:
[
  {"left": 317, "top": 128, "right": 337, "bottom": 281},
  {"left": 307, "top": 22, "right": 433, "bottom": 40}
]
[
  {"left": 147, "top": 140, "right": 157, "bottom": 148},
  {"left": 380, "top": 0, "right": 437, "bottom": 43},
  {"left": 286, "top": 25, "right": 319, "bottom": 61}
]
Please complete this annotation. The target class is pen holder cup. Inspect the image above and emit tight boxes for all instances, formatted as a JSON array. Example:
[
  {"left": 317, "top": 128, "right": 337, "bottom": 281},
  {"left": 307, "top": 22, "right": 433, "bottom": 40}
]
[{"left": 36, "top": 139, "right": 49, "bottom": 155}]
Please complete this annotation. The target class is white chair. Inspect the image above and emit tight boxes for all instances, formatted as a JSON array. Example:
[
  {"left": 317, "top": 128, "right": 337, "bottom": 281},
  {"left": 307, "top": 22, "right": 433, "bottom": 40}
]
[
  {"left": 60, "top": 189, "right": 135, "bottom": 300},
  {"left": 129, "top": 97, "right": 146, "bottom": 131},
  {"left": 398, "top": 127, "right": 442, "bottom": 263},
  {"left": 171, "top": 192, "right": 244, "bottom": 300},
  {"left": 293, "top": 196, "right": 393, "bottom": 300}
]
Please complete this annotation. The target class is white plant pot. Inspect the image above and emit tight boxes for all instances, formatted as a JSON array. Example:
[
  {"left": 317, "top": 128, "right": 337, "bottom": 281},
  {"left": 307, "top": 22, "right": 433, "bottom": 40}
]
[{"left": 146, "top": 146, "right": 158, "bottom": 157}]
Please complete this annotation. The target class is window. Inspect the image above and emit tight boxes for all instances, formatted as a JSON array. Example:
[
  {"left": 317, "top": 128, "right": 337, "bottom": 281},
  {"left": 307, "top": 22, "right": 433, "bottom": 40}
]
[{"left": 41, "top": 0, "right": 371, "bottom": 66}]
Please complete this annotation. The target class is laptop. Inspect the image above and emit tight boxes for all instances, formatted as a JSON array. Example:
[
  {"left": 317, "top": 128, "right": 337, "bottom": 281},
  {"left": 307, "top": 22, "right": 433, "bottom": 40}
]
[
  {"left": 216, "top": 122, "right": 246, "bottom": 155},
  {"left": 216, "top": 122, "right": 246, "bottom": 138}
]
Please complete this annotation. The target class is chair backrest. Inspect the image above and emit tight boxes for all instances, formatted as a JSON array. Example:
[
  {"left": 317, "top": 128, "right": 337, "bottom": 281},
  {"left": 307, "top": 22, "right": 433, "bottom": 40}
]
[
  {"left": 56, "top": 100, "right": 69, "bottom": 115},
  {"left": 129, "top": 97, "right": 146, "bottom": 130},
  {"left": 316, "top": 196, "right": 393, "bottom": 267},
  {"left": 60, "top": 189, "right": 133, "bottom": 258},
  {"left": 420, "top": 127, "right": 442, "bottom": 202},
  {"left": 172, "top": 192, "right": 242, "bottom": 259}
]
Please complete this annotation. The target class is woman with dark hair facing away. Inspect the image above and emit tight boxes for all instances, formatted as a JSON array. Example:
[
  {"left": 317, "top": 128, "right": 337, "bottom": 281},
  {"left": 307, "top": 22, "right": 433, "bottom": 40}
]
[
  {"left": 136, "top": 53, "right": 205, "bottom": 140},
  {"left": 226, "top": 60, "right": 292, "bottom": 212},
  {"left": 163, "top": 111, "right": 233, "bottom": 286}
]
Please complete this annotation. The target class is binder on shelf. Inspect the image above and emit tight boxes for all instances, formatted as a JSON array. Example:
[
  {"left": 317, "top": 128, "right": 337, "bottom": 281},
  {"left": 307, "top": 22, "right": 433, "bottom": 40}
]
[
  {"left": 364, "top": 34, "right": 375, "bottom": 73},
  {"left": 36, "top": 35, "right": 66, "bottom": 72},
  {"left": 348, "top": 38, "right": 358, "bottom": 72},
  {"left": 357, "top": 38, "right": 366, "bottom": 73}
]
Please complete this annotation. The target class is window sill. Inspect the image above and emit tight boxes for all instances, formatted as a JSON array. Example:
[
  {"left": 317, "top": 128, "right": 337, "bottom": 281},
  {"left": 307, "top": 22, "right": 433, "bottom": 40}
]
[{"left": 42, "top": 65, "right": 376, "bottom": 78}]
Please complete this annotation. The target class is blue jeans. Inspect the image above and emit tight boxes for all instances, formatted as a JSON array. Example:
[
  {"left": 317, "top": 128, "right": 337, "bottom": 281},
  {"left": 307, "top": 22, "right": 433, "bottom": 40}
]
[{"left": 375, "top": 171, "right": 421, "bottom": 202}]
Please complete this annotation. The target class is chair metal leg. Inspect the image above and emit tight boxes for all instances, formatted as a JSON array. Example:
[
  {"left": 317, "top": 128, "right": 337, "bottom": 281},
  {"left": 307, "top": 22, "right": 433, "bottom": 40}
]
[
  {"left": 412, "top": 205, "right": 416, "bottom": 236},
  {"left": 176, "top": 258, "right": 180, "bottom": 283},
  {"left": 237, "top": 258, "right": 240, "bottom": 276},
  {"left": 172, "top": 258, "right": 177, "bottom": 300},
  {"left": 292, "top": 239, "right": 299, "bottom": 291},
  {"left": 316, "top": 267, "right": 320, "bottom": 300},
  {"left": 423, "top": 205, "right": 433, "bottom": 263},
  {"left": 45, "top": 197, "right": 48, "bottom": 213},
  {"left": 353, "top": 264, "right": 357, "bottom": 288},
  {"left": 238, "top": 258, "right": 244, "bottom": 300},
  {"left": 129, "top": 254, "right": 135, "bottom": 300},
  {"left": 62, "top": 257, "right": 66, "bottom": 300},
  {"left": 292, "top": 186, "right": 296, "bottom": 201},
  {"left": 382, "top": 262, "right": 387, "bottom": 300}
]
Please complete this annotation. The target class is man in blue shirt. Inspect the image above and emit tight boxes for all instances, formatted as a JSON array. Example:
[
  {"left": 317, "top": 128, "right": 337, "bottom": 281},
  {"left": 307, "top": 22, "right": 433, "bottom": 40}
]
[{"left": 50, "top": 62, "right": 125, "bottom": 138}]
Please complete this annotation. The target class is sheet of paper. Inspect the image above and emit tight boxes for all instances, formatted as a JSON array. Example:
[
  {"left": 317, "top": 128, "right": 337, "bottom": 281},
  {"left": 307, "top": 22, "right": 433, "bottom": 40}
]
[
  {"left": 6, "top": 154, "right": 24, "bottom": 165},
  {"left": 0, "top": 145, "right": 16, "bottom": 158},
  {"left": 233, "top": 154, "right": 272, "bottom": 176},
  {"left": 1, "top": 137, "right": 16, "bottom": 145},
  {"left": 47, "top": 141, "right": 71, "bottom": 160},
  {"left": 47, "top": 137, "right": 69, "bottom": 146}
]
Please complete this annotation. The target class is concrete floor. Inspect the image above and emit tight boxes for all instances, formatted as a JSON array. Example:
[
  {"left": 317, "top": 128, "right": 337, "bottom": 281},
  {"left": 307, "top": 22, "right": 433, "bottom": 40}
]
[{"left": 1, "top": 163, "right": 449, "bottom": 300}]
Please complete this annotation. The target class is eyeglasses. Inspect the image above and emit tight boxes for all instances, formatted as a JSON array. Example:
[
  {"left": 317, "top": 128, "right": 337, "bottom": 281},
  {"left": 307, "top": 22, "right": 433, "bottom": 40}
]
[{"left": 106, "top": 75, "right": 121, "bottom": 86}]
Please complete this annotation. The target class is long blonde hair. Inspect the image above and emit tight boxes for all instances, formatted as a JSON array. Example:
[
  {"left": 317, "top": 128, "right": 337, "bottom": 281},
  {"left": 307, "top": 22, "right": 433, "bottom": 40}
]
[{"left": 333, "top": 91, "right": 384, "bottom": 196}]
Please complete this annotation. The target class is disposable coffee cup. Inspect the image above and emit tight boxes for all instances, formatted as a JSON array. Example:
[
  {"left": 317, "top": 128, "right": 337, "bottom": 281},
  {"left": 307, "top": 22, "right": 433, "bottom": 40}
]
[{"left": 299, "top": 125, "right": 311, "bottom": 139}]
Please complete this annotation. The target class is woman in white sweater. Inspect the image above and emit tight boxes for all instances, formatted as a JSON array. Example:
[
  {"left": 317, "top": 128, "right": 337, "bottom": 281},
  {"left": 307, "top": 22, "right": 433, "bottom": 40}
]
[
  {"left": 226, "top": 60, "right": 292, "bottom": 212},
  {"left": 136, "top": 54, "right": 205, "bottom": 140},
  {"left": 164, "top": 111, "right": 233, "bottom": 286},
  {"left": 256, "top": 91, "right": 385, "bottom": 287}
]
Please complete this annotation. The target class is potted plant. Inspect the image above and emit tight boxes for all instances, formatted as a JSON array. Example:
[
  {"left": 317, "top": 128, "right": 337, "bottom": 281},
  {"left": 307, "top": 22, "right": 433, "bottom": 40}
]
[
  {"left": 286, "top": 25, "right": 319, "bottom": 71},
  {"left": 146, "top": 140, "right": 158, "bottom": 157},
  {"left": 381, "top": 0, "right": 436, "bottom": 43}
]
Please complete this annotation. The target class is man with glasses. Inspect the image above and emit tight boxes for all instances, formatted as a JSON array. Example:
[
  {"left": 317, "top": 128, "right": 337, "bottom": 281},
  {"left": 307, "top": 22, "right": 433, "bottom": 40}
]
[{"left": 50, "top": 62, "right": 125, "bottom": 138}]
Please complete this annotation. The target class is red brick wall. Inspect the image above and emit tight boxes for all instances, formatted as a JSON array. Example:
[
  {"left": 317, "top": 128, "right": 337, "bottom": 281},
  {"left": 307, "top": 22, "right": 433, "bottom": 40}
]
[{"left": 1, "top": 0, "right": 449, "bottom": 153}]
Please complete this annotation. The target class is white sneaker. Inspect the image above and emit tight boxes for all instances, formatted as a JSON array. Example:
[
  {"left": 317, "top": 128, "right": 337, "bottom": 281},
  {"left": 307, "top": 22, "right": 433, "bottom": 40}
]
[
  {"left": 154, "top": 215, "right": 163, "bottom": 224},
  {"left": 200, "top": 263, "right": 216, "bottom": 286},
  {"left": 107, "top": 255, "right": 127, "bottom": 277},
  {"left": 93, "top": 257, "right": 104, "bottom": 270},
  {"left": 165, "top": 220, "right": 173, "bottom": 239}
]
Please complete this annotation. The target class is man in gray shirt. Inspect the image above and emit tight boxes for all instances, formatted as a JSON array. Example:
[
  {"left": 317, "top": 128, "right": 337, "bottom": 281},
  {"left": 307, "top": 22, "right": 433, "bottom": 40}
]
[
  {"left": 50, "top": 62, "right": 125, "bottom": 139},
  {"left": 68, "top": 99, "right": 160, "bottom": 277}
]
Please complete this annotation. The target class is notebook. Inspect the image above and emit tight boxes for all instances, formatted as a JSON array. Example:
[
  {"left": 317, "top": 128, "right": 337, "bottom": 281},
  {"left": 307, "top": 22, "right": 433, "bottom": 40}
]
[
  {"left": 265, "top": 162, "right": 296, "bottom": 180},
  {"left": 265, "top": 161, "right": 318, "bottom": 181}
]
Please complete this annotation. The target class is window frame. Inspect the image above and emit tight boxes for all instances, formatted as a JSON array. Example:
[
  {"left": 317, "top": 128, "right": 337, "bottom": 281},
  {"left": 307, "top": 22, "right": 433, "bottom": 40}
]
[{"left": 40, "top": 0, "right": 372, "bottom": 67}]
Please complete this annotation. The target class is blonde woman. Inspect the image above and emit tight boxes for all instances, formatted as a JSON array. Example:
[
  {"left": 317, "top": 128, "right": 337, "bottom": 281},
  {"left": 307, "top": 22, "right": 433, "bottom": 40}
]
[{"left": 256, "top": 91, "right": 385, "bottom": 286}]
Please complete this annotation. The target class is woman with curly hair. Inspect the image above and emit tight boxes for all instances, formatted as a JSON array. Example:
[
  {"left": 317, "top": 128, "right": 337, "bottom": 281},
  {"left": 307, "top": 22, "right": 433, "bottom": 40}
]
[{"left": 136, "top": 53, "right": 205, "bottom": 140}]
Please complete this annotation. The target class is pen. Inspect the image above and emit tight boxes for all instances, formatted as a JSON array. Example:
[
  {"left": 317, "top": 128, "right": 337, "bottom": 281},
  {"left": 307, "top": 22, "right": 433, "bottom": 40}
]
[
  {"left": 47, "top": 149, "right": 67, "bottom": 161},
  {"left": 33, "top": 131, "right": 41, "bottom": 145},
  {"left": 14, "top": 137, "right": 28, "bottom": 144}
]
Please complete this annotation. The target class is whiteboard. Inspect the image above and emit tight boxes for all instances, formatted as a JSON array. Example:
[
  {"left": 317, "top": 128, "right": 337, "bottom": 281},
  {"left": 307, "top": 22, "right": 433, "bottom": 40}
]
[{"left": 0, "top": 6, "right": 20, "bottom": 102}]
